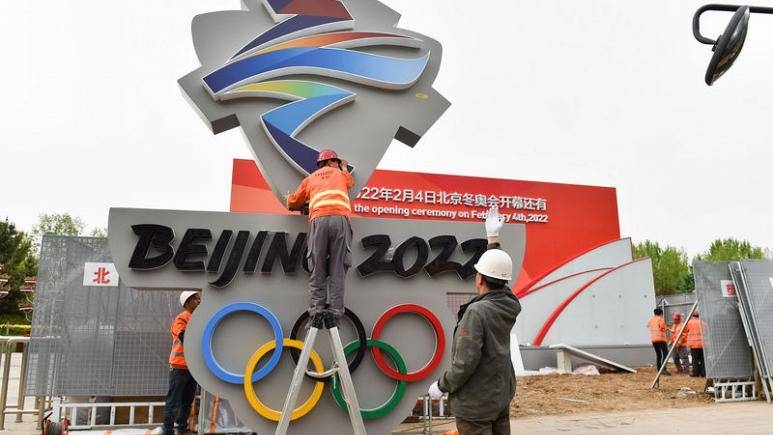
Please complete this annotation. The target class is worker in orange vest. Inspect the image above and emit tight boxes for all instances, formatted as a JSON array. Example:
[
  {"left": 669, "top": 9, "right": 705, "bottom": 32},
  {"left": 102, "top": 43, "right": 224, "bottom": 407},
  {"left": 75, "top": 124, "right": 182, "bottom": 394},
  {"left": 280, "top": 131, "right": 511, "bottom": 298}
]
[
  {"left": 685, "top": 310, "right": 705, "bottom": 377},
  {"left": 154, "top": 291, "right": 200, "bottom": 435},
  {"left": 286, "top": 149, "right": 354, "bottom": 319},
  {"left": 669, "top": 312, "right": 689, "bottom": 374},
  {"left": 647, "top": 308, "right": 670, "bottom": 375}
]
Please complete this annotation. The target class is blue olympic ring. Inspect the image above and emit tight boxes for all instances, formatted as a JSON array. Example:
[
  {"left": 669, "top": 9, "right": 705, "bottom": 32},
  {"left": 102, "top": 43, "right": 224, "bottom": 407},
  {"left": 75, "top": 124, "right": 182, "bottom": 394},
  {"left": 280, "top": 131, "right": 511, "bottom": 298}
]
[{"left": 202, "top": 302, "right": 284, "bottom": 384}]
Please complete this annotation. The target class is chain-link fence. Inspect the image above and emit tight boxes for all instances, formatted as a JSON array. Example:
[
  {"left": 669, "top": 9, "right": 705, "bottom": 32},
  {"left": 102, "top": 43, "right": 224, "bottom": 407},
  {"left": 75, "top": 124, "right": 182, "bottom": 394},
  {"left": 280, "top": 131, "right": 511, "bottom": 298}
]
[
  {"left": 735, "top": 260, "right": 773, "bottom": 375},
  {"left": 693, "top": 261, "right": 753, "bottom": 379},
  {"left": 26, "top": 236, "right": 180, "bottom": 396}
]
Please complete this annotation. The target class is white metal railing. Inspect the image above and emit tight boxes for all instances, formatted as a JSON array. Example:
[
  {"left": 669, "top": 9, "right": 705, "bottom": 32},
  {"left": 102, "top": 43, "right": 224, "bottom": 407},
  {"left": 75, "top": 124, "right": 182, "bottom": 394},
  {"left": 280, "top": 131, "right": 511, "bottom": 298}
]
[
  {"left": 55, "top": 401, "right": 165, "bottom": 430},
  {"left": 0, "top": 336, "right": 45, "bottom": 430}
]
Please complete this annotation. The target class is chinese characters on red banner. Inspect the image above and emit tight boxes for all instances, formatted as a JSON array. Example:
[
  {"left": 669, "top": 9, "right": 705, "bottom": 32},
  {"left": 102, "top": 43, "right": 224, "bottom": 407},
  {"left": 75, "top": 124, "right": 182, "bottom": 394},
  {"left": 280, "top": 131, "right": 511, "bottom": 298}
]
[{"left": 354, "top": 186, "right": 549, "bottom": 223}]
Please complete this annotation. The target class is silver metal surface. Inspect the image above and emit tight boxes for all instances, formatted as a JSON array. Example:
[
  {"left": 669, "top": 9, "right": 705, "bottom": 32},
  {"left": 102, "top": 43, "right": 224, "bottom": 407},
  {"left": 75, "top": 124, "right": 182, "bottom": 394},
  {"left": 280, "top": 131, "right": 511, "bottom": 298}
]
[
  {"left": 108, "top": 208, "right": 525, "bottom": 435},
  {"left": 737, "top": 261, "right": 773, "bottom": 375},
  {"left": 329, "top": 325, "right": 366, "bottom": 435},
  {"left": 275, "top": 327, "right": 319, "bottom": 435},
  {"left": 275, "top": 325, "right": 365, "bottom": 435},
  {"left": 26, "top": 236, "right": 179, "bottom": 396},
  {"left": 180, "top": 0, "right": 450, "bottom": 203},
  {"left": 693, "top": 261, "right": 753, "bottom": 379},
  {"left": 729, "top": 262, "right": 771, "bottom": 402}
]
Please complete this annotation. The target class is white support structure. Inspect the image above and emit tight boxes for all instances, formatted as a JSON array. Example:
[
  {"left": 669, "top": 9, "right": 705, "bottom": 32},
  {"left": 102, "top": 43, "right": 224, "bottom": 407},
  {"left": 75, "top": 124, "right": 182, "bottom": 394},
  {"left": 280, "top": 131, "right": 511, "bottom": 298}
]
[
  {"left": 55, "top": 401, "right": 165, "bottom": 430},
  {"left": 713, "top": 379, "right": 758, "bottom": 403},
  {"left": 550, "top": 344, "right": 637, "bottom": 374}
]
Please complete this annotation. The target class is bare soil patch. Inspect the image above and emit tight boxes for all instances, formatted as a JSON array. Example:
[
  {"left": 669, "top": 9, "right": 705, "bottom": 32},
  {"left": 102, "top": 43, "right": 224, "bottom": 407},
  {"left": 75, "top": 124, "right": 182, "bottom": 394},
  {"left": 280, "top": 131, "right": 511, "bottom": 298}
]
[{"left": 511, "top": 365, "right": 713, "bottom": 418}]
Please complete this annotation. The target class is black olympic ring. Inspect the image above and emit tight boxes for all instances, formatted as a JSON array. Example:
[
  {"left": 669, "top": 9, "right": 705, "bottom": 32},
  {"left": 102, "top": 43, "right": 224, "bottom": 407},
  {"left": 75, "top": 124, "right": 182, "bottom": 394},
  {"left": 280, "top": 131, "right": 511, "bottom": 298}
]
[{"left": 289, "top": 307, "right": 368, "bottom": 382}]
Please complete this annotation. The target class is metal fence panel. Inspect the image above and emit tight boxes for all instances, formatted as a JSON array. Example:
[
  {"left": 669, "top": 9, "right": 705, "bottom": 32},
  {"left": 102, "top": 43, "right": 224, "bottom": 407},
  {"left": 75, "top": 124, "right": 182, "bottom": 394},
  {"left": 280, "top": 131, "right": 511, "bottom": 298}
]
[
  {"left": 25, "top": 236, "right": 68, "bottom": 396},
  {"left": 738, "top": 260, "right": 773, "bottom": 375},
  {"left": 112, "top": 290, "right": 178, "bottom": 395},
  {"left": 693, "top": 261, "right": 753, "bottom": 379},
  {"left": 27, "top": 236, "right": 179, "bottom": 396}
]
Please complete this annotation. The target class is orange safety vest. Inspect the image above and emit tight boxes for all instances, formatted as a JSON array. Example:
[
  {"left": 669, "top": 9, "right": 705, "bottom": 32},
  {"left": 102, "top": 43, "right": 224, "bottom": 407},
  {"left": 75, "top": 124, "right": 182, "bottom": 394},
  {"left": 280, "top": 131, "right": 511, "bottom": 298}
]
[
  {"left": 169, "top": 310, "right": 191, "bottom": 369},
  {"left": 286, "top": 166, "right": 354, "bottom": 221},
  {"left": 686, "top": 318, "right": 703, "bottom": 349},
  {"left": 670, "top": 321, "right": 687, "bottom": 347},
  {"left": 647, "top": 315, "right": 667, "bottom": 343}
]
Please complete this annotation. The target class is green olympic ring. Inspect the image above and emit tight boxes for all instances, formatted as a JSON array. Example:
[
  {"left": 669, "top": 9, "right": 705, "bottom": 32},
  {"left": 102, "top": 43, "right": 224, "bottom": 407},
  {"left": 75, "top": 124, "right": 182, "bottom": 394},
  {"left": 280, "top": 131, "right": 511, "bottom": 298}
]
[{"left": 330, "top": 339, "right": 407, "bottom": 419}]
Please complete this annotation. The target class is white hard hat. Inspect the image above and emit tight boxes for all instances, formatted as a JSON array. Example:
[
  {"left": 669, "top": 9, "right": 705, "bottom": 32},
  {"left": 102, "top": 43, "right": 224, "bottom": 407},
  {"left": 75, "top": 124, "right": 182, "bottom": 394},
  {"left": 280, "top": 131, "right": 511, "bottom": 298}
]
[
  {"left": 474, "top": 249, "right": 513, "bottom": 281},
  {"left": 179, "top": 291, "right": 199, "bottom": 307}
]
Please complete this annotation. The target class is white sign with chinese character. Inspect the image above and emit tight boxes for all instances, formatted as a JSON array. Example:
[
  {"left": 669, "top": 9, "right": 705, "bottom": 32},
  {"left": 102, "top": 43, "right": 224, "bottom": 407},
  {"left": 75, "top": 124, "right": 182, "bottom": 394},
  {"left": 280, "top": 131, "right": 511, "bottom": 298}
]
[
  {"left": 83, "top": 262, "right": 119, "bottom": 287},
  {"left": 720, "top": 279, "right": 736, "bottom": 298}
]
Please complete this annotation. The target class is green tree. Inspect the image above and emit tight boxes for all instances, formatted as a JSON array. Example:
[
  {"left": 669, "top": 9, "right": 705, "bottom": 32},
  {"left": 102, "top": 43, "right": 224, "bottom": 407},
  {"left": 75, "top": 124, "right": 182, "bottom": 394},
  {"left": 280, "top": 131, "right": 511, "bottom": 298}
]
[
  {"left": 0, "top": 219, "right": 38, "bottom": 316},
  {"left": 89, "top": 227, "right": 107, "bottom": 238},
  {"left": 32, "top": 213, "right": 85, "bottom": 240},
  {"left": 698, "top": 238, "right": 768, "bottom": 261},
  {"left": 634, "top": 240, "right": 692, "bottom": 295}
]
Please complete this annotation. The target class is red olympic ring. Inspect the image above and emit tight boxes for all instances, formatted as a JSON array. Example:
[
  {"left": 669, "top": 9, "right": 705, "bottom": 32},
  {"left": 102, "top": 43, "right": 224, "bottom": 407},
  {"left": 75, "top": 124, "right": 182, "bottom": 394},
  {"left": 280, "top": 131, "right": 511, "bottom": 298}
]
[{"left": 371, "top": 303, "right": 445, "bottom": 382}]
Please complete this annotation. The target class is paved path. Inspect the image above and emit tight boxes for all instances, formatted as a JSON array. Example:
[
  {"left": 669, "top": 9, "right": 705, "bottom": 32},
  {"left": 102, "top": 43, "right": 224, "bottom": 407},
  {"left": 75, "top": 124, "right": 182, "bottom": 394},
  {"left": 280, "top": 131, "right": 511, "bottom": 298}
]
[
  {"left": 3, "top": 351, "right": 770, "bottom": 435},
  {"left": 394, "top": 402, "right": 772, "bottom": 434}
]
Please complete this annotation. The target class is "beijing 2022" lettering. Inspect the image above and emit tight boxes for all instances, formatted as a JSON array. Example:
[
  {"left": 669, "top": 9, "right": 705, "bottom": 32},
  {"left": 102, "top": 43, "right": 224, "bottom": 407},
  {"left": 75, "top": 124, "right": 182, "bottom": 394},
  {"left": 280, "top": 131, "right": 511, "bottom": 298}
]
[{"left": 128, "top": 225, "right": 487, "bottom": 288}]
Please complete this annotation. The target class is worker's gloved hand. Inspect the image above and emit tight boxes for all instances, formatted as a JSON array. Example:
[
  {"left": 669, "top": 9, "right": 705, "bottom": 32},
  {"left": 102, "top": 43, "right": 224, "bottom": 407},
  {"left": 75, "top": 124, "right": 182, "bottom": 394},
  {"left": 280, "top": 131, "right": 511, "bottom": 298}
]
[
  {"left": 485, "top": 205, "right": 504, "bottom": 237},
  {"left": 428, "top": 381, "right": 443, "bottom": 400}
]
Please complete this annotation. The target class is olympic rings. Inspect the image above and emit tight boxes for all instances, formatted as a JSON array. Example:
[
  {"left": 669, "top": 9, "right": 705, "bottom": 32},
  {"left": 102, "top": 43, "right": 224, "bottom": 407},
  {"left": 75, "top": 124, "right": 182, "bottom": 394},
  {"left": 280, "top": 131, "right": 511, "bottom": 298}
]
[
  {"left": 330, "top": 339, "right": 407, "bottom": 419},
  {"left": 202, "top": 302, "right": 284, "bottom": 384},
  {"left": 201, "top": 302, "right": 446, "bottom": 422},
  {"left": 289, "top": 308, "right": 368, "bottom": 381},
  {"left": 371, "top": 304, "right": 445, "bottom": 382},
  {"left": 243, "top": 339, "right": 325, "bottom": 422}
]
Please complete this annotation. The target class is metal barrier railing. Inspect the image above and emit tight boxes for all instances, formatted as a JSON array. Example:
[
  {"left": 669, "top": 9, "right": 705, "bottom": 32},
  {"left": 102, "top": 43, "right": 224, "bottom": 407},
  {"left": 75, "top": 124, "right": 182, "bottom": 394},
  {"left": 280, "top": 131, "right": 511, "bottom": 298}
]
[
  {"left": 56, "top": 401, "right": 166, "bottom": 430},
  {"left": 0, "top": 336, "right": 44, "bottom": 430}
]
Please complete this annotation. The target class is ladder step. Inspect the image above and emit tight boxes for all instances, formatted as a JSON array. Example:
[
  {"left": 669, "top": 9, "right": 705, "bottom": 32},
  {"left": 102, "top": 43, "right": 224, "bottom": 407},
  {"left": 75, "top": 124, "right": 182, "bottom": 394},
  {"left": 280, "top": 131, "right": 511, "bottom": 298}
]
[{"left": 306, "top": 364, "right": 339, "bottom": 379}]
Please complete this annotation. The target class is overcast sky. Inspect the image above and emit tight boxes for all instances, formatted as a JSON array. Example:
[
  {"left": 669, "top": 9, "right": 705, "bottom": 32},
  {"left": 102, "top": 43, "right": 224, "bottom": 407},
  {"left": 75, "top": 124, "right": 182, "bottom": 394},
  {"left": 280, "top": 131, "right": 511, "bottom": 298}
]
[{"left": 2, "top": 0, "right": 773, "bottom": 257}]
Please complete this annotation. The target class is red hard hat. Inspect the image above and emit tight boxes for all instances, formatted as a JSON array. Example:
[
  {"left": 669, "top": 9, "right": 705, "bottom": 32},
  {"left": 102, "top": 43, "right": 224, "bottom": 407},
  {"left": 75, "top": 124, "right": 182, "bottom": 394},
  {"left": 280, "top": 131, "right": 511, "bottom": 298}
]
[
  {"left": 317, "top": 149, "right": 339, "bottom": 164},
  {"left": 673, "top": 312, "right": 681, "bottom": 320}
]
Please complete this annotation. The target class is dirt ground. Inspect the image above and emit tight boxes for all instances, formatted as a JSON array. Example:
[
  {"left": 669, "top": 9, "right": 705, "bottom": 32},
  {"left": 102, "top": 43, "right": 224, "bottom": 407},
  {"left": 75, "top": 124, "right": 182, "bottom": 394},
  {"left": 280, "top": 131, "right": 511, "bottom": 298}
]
[
  {"left": 395, "top": 365, "right": 719, "bottom": 433},
  {"left": 512, "top": 365, "right": 712, "bottom": 418}
]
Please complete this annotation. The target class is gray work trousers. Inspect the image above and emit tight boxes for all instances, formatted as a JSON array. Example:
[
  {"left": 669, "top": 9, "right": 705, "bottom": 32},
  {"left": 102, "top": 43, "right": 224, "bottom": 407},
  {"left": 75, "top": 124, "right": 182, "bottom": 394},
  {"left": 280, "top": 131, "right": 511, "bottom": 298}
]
[
  {"left": 673, "top": 346, "right": 689, "bottom": 373},
  {"left": 455, "top": 407, "right": 510, "bottom": 435},
  {"left": 307, "top": 215, "right": 352, "bottom": 317}
]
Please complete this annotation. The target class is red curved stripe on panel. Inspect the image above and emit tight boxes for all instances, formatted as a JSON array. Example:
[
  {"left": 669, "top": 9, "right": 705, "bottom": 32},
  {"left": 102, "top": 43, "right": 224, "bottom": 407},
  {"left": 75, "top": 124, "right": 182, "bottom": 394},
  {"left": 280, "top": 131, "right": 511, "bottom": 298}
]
[
  {"left": 531, "top": 258, "right": 647, "bottom": 346},
  {"left": 517, "top": 268, "right": 612, "bottom": 299},
  {"left": 515, "top": 237, "right": 632, "bottom": 298}
]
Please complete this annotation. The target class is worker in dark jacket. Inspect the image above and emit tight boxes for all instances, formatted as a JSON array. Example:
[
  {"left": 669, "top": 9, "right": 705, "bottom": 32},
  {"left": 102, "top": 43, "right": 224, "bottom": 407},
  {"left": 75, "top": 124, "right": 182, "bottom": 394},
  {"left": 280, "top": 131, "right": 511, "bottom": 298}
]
[{"left": 428, "top": 206, "right": 521, "bottom": 435}]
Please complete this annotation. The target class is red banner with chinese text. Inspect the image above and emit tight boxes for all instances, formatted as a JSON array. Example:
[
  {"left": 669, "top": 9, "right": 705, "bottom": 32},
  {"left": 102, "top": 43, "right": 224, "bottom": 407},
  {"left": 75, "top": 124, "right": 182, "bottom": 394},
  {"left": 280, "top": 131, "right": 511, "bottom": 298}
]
[{"left": 230, "top": 159, "right": 620, "bottom": 291}]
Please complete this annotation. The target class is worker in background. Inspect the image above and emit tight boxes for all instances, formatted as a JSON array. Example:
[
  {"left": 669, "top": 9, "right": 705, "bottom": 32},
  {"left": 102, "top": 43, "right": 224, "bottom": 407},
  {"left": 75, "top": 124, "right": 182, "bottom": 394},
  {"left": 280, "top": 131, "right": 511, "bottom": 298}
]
[
  {"left": 286, "top": 149, "right": 354, "bottom": 319},
  {"left": 428, "top": 206, "right": 521, "bottom": 435},
  {"left": 153, "top": 291, "right": 201, "bottom": 435},
  {"left": 685, "top": 310, "right": 705, "bottom": 377},
  {"left": 647, "top": 308, "right": 670, "bottom": 375},
  {"left": 669, "top": 312, "right": 689, "bottom": 374}
]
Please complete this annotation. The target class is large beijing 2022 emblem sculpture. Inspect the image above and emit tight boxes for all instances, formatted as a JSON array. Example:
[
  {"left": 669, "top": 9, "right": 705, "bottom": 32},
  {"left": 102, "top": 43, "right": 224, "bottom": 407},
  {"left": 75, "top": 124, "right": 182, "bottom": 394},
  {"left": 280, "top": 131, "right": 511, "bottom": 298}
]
[
  {"left": 178, "top": 0, "right": 450, "bottom": 198},
  {"left": 108, "top": 1, "right": 525, "bottom": 433}
]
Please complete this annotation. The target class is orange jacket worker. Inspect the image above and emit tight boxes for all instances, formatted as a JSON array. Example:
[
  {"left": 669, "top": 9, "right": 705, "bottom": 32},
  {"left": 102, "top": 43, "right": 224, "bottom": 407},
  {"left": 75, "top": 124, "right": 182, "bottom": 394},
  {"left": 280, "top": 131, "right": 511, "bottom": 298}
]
[
  {"left": 669, "top": 312, "right": 689, "bottom": 373},
  {"left": 154, "top": 291, "right": 200, "bottom": 435},
  {"left": 647, "top": 308, "right": 670, "bottom": 375},
  {"left": 286, "top": 149, "right": 354, "bottom": 318},
  {"left": 685, "top": 311, "right": 705, "bottom": 377}
]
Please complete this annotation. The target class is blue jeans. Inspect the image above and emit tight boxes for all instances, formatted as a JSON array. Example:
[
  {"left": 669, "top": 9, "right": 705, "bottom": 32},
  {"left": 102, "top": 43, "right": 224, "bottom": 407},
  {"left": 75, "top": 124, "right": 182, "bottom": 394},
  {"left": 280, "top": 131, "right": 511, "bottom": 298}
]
[{"left": 163, "top": 368, "right": 197, "bottom": 434}]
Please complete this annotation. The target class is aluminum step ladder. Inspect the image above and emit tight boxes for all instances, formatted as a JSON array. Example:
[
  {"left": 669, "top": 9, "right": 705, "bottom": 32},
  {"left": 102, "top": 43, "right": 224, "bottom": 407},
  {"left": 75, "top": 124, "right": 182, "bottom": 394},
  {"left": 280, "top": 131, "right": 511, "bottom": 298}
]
[{"left": 275, "top": 311, "right": 366, "bottom": 435}]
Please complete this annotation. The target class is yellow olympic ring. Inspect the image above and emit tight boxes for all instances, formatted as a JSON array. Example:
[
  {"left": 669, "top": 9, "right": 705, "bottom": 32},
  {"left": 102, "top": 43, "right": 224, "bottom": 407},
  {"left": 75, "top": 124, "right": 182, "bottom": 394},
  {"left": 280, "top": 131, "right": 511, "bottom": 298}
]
[{"left": 243, "top": 338, "right": 324, "bottom": 422}]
